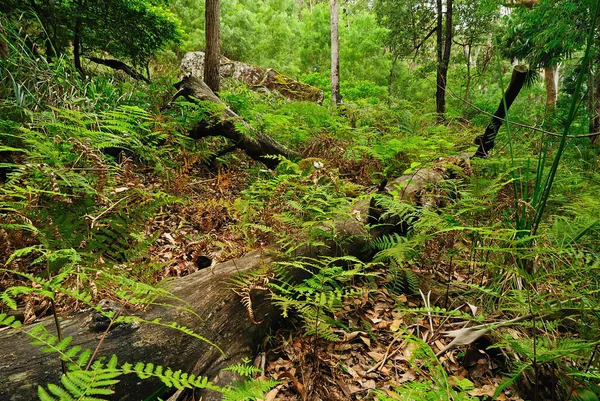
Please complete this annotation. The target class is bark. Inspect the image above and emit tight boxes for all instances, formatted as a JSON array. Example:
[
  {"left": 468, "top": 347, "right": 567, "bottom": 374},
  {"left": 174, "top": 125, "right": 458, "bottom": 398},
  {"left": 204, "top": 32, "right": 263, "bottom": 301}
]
[
  {"left": 590, "top": 56, "right": 600, "bottom": 146},
  {"left": 171, "top": 74, "right": 300, "bottom": 169},
  {"left": 204, "top": 0, "right": 221, "bottom": 93},
  {"left": 388, "top": 53, "right": 400, "bottom": 99},
  {"left": 73, "top": 18, "right": 84, "bottom": 78},
  {"left": 330, "top": 0, "right": 342, "bottom": 105},
  {"left": 181, "top": 52, "right": 324, "bottom": 103},
  {"left": 0, "top": 252, "right": 277, "bottom": 401},
  {"left": 464, "top": 44, "right": 472, "bottom": 103},
  {"left": 436, "top": 0, "right": 452, "bottom": 118},
  {"left": 473, "top": 65, "right": 529, "bottom": 158},
  {"left": 544, "top": 65, "right": 558, "bottom": 109},
  {"left": 87, "top": 57, "right": 151, "bottom": 84}
]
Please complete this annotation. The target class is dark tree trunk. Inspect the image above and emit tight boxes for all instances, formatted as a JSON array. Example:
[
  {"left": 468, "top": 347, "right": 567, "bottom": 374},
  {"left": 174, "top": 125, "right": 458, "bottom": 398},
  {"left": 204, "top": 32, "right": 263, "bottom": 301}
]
[
  {"left": 590, "top": 55, "right": 600, "bottom": 146},
  {"left": 73, "top": 0, "right": 84, "bottom": 78},
  {"left": 473, "top": 65, "right": 529, "bottom": 158},
  {"left": 388, "top": 53, "right": 400, "bottom": 99},
  {"left": 330, "top": 0, "right": 342, "bottom": 105},
  {"left": 436, "top": 0, "right": 452, "bottom": 118},
  {"left": 73, "top": 18, "right": 84, "bottom": 78},
  {"left": 204, "top": 0, "right": 221, "bottom": 93}
]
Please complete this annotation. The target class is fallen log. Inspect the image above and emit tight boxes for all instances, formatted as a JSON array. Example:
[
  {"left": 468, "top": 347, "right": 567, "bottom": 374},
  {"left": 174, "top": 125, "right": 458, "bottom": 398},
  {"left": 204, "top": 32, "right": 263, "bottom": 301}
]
[
  {"left": 0, "top": 252, "right": 278, "bottom": 401},
  {"left": 180, "top": 51, "right": 324, "bottom": 103},
  {"left": 171, "top": 73, "right": 300, "bottom": 169},
  {"left": 0, "top": 156, "right": 470, "bottom": 401}
]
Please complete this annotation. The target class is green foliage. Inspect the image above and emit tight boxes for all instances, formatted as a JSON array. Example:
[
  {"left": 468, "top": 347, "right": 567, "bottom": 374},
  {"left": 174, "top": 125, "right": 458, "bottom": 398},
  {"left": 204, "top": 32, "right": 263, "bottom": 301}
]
[
  {"left": 376, "top": 335, "right": 478, "bottom": 401},
  {"left": 236, "top": 156, "right": 351, "bottom": 252},
  {"left": 5, "top": 0, "right": 181, "bottom": 71},
  {"left": 270, "top": 256, "right": 372, "bottom": 342},
  {"left": 500, "top": 0, "right": 593, "bottom": 68},
  {"left": 386, "top": 264, "right": 420, "bottom": 295}
]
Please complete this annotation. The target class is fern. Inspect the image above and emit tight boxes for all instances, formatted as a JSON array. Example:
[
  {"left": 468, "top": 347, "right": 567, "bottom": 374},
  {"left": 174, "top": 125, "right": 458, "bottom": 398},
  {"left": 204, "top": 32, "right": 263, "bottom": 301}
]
[
  {"left": 269, "top": 256, "right": 371, "bottom": 342},
  {"left": 386, "top": 265, "right": 420, "bottom": 295}
]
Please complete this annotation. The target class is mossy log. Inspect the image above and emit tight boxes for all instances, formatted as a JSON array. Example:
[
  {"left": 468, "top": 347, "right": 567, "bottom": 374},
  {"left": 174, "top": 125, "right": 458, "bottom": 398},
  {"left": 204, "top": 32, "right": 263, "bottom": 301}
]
[
  {"left": 180, "top": 51, "right": 324, "bottom": 103},
  {"left": 0, "top": 156, "right": 470, "bottom": 401}
]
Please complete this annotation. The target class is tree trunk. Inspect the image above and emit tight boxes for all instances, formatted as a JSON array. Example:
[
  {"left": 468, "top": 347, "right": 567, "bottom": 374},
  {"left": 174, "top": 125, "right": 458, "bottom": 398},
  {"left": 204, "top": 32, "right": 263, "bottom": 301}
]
[
  {"left": 330, "top": 0, "right": 342, "bottom": 105},
  {"left": 388, "top": 53, "right": 400, "bottom": 99},
  {"left": 171, "top": 74, "right": 300, "bottom": 168},
  {"left": 473, "top": 65, "right": 529, "bottom": 157},
  {"left": 204, "top": 0, "right": 221, "bottom": 93},
  {"left": 590, "top": 56, "right": 600, "bottom": 146},
  {"left": 73, "top": 18, "right": 84, "bottom": 78},
  {"left": 436, "top": 0, "right": 452, "bottom": 118},
  {"left": 544, "top": 65, "right": 559, "bottom": 109},
  {"left": 464, "top": 44, "right": 472, "bottom": 103}
]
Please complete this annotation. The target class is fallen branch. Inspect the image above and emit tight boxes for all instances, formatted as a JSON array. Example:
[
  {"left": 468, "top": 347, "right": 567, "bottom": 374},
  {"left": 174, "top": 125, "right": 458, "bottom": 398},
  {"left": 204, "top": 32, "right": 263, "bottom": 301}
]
[
  {"left": 172, "top": 73, "right": 300, "bottom": 169},
  {"left": 87, "top": 57, "right": 150, "bottom": 84}
]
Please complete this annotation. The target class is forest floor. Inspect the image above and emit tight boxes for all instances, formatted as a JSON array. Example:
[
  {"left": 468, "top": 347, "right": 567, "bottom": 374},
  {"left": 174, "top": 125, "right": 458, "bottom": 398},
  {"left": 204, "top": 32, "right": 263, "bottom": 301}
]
[
  {"left": 135, "top": 151, "right": 529, "bottom": 401},
  {"left": 0, "top": 144, "right": 536, "bottom": 400}
]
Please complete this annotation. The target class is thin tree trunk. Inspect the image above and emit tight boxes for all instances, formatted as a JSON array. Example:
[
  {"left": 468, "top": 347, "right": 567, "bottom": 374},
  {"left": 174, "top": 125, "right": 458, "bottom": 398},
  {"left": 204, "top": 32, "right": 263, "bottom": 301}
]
[
  {"left": 204, "top": 0, "right": 221, "bottom": 93},
  {"left": 73, "top": 18, "right": 84, "bottom": 77},
  {"left": 464, "top": 44, "right": 472, "bottom": 103},
  {"left": 544, "top": 66, "right": 558, "bottom": 109},
  {"left": 436, "top": 0, "right": 443, "bottom": 113},
  {"left": 589, "top": 55, "right": 600, "bottom": 146},
  {"left": 388, "top": 53, "right": 400, "bottom": 99},
  {"left": 436, "top": 0, "right": 452, "bottom": 118},
  {"left": 330, "top": 0, "right": 341, "bottom": 105},
  {"left": 473, "top": 65, "right": 529, "bottom": 157}
]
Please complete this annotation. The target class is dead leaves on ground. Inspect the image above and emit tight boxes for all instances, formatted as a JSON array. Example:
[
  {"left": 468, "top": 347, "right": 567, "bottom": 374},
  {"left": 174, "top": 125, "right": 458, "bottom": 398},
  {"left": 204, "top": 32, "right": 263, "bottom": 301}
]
[{"left": 257, "top": 272, "right": 524, "bottom": 401}]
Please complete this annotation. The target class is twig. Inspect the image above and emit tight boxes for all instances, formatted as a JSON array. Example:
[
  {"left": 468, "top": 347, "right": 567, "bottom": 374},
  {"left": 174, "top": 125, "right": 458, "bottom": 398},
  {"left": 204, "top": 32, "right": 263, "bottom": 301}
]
[{"left": 85, "top": 196, "right": 130, "bottom": 228}]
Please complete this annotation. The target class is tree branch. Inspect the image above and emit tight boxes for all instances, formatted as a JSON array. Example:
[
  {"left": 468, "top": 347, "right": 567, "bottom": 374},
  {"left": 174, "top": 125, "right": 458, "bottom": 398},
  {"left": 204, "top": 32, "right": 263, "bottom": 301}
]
[{"left": 87, "top": 57, "right": 151, "bottom": 84}]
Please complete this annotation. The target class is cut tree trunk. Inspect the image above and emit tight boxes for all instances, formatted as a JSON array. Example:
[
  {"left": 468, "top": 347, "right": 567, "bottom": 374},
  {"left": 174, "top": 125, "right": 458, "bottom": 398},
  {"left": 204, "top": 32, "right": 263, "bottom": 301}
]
[
  {"left": 473, "top": 65, "right": 529, "bottom": 158},
  {"left": 0, "top": 156, "right": 470, "bottom": 401},
  {"left": 180, "top": 52, "right": 324, "bottom": 103},
  {"left": 171, "top": 73, "right": 300, "bottom": 169}
]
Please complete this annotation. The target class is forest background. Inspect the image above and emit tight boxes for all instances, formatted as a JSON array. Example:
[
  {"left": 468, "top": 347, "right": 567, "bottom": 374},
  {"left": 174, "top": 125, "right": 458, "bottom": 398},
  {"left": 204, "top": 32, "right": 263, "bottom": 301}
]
[{"left": 1, "top": 0, "right": 600, "bottom": 400}]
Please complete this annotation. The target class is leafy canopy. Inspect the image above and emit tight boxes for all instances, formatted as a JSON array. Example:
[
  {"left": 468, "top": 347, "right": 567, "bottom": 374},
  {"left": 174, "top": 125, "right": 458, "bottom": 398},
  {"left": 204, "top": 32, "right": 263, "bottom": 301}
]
[{"left": 5, "top": 0, "right": 181, "bottom": 68}]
